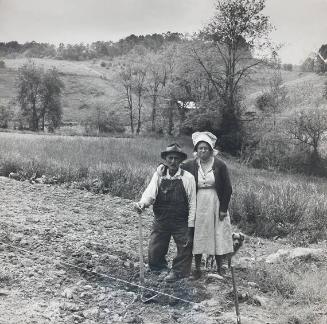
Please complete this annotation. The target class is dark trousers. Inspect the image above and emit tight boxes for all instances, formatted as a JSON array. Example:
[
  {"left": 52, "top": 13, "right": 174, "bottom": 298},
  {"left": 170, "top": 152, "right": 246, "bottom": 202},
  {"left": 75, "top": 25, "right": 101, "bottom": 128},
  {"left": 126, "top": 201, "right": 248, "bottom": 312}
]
[{"left": 148, "top": 219, "right": 192, "bottom": 276}]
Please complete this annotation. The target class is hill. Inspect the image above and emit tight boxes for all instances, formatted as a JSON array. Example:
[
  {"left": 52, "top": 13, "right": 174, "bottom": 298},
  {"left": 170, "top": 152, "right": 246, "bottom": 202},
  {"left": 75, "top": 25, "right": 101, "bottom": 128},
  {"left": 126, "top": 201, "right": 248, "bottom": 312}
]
[
  {"left": 1, "top": 57, "right": 325, "bottom": 128},
  {"left": 0, "top": 58, "right": 123, "bottom": 124}
]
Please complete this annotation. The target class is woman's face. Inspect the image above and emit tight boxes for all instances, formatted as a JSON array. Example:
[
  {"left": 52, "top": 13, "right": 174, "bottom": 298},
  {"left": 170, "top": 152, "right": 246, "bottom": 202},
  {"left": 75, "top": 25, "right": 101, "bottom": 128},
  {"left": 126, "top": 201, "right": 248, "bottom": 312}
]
[{"left": 196, "top": 141, "right": 212, "bottom": 161}]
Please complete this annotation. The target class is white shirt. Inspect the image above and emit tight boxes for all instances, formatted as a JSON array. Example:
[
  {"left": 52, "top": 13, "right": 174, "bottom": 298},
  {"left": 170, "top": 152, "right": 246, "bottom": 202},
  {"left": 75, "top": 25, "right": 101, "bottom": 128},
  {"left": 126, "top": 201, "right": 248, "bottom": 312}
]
[{"left": 139, "top": 167, "right": 196, "bottom": 227}]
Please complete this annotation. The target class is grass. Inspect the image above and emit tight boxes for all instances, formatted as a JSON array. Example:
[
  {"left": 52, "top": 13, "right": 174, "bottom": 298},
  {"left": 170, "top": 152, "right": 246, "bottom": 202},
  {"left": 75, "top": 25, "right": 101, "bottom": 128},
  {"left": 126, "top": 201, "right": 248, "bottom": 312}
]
[
  {"left": 0, "top": 132, "right": 192, "bottom": 199},
  {"left": 228, "top": 160, "right": 327, "bottom": 243},
  {"left": 1, "top": 132, "right": 327, "bottom": 243},
  {"left": 249, "top": 258, "right": 327, "bottom": 323}
]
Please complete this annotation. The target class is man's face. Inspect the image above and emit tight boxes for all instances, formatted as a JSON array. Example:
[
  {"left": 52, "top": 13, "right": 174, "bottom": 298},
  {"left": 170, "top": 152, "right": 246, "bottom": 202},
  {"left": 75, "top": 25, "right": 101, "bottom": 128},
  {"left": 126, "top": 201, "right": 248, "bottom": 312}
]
[{"left": 165, "top": 153, "right": 182, "bottom": 172}]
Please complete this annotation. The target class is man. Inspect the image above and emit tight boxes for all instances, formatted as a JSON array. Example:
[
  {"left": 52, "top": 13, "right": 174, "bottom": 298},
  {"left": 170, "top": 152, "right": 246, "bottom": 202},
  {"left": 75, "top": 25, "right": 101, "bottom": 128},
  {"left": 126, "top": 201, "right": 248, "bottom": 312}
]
[{"left": 135, "top": 143, "right": 196, "bottom": 281}]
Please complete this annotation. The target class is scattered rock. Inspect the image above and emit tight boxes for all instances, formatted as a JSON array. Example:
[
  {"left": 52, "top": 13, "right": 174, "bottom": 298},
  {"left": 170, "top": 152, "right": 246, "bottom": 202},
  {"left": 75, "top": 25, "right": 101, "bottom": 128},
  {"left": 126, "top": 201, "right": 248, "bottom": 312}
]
[
  {"left": 83, "top": 307, "right": 99, "bottom": 319},
  {"left": 124, "top": 315, "right": 143, "bottom": 323},
  {"left": 9, "top": 172, "right": 21, "bottom": 180},
  {"left": 207, "top": 273, "right": 224, "bottom": 280},
  {"left": 0, "top": 289, "right": 10, "bottom": 296},
  {"left": 203, "top": 298, "right": 220, "bottom": 308},
  {"left": 247, "top": 281, "right": 259, "bottom": 288},
  {"left": 62, "top": 287, "right": 75, "bottom": 299},
  {"left": 252, "top": 294, "right": 270, "bottom": 307},
  {"left": 60, "top": 302, "right": 80, "bottom": 312},
  {"left": 266, "top": 248, "right": 325, "bottom": 263}
]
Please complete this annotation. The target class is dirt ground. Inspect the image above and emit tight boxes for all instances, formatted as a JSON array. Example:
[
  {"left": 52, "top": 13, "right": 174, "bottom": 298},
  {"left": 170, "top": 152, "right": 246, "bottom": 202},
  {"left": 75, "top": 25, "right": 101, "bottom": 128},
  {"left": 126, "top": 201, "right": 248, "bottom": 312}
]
[{"left": 0, "top": 176, "right": 293, "bottom": 324}]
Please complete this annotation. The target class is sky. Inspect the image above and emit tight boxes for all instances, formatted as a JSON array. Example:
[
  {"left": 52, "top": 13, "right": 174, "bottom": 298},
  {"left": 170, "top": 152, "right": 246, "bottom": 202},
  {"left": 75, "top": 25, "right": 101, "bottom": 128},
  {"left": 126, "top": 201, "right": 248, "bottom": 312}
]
[{"left": 0, "top": 0, "right": 326, "bottom": 64}]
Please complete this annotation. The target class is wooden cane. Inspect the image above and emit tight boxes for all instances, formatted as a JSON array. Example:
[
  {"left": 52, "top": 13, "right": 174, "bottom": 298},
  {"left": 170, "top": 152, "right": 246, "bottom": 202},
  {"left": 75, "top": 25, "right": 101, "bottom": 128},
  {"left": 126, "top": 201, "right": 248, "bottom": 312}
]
[
  {"left": 138, "top": 211, "right": 145, "bottom": 285},
  {"left": 231, "top": 265, "right": 241, "bottom": 324}
]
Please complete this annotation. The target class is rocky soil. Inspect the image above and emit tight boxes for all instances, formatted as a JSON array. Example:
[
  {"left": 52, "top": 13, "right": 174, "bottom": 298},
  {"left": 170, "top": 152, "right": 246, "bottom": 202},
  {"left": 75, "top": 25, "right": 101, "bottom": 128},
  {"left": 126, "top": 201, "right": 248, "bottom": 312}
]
[{"left": 0, "top": 176, "right": 325, "bottom": 324}]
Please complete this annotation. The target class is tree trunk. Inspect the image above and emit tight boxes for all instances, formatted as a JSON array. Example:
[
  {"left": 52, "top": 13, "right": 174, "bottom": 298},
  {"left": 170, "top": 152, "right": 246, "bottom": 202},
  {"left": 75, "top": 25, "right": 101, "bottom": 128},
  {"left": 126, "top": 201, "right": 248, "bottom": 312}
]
[
  {"left": 167, "top": 100, "right": 174, "bottom": 135},
  {"left": 136, "top": 90, "right": 142, "bottom": 134},
  {"left": 126, "top": 87, "right": 134, "bottom": 134},
  {"left": 31, "top": 102, "right": 39, "bottom": 131},
  {"left": 151, "top": 90, "right": 158, "bottom": 132}
]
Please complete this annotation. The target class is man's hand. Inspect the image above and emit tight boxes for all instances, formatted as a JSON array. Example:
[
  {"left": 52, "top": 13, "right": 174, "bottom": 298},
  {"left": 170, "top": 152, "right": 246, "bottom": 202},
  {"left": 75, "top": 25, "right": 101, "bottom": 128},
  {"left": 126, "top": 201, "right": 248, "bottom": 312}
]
[
  {"left": 134, "top": 202, "right": 144, "bottom": 214},
  {"left": 219, "top": 211, "right": 227, "bottom": 221}
]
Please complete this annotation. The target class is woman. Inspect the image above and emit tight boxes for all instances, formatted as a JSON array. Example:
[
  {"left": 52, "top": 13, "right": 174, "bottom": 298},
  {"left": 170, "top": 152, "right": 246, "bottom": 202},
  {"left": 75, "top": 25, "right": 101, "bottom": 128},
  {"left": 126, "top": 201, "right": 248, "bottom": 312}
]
[{"left": 182, "top": 131, "right": 233, "bottom": 278}]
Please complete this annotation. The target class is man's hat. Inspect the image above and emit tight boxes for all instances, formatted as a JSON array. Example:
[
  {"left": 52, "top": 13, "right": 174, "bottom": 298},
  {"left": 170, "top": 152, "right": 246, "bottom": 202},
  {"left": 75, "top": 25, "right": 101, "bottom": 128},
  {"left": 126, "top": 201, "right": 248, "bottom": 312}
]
[{"left": 161, "top": 143, "right": 187, "bottom": 161}]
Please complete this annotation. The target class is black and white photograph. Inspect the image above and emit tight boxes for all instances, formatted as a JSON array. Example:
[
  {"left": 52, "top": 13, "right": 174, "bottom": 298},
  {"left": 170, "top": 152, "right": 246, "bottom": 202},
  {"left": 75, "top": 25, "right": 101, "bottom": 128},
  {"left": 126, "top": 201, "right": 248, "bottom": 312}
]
[{"left": 0, "top": 0, "right": 327, "bottom": 323}]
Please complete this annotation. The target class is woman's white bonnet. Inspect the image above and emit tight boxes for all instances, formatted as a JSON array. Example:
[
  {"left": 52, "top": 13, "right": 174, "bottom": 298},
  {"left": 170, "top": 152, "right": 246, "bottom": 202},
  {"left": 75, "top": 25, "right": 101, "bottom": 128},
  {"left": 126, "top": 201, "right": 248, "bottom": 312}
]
[{"left": 192, "top": 131, "right": 217, "bottom": 150}]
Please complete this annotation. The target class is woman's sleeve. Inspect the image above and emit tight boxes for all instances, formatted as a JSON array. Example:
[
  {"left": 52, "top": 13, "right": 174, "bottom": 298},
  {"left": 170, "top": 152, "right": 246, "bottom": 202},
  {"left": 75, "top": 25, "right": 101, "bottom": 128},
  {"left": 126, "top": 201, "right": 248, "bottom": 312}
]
[
  {"left": 220, "top": 163, "right": 232, "bottom": 212},
  {"left": 139, "top": 172, "right": 160, "bottom": 208}
]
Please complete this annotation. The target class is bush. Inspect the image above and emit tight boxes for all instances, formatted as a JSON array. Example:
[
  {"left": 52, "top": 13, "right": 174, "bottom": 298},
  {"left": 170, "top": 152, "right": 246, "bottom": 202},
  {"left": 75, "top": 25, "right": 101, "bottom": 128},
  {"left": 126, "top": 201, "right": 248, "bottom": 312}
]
[
  {"left": 181, "top": 110, "right": 221, "bottom": 136},
  {"left": 100, "top": 61, "right": 106, "bottom": 67},
  {"left": 229, "top": 172, "right": 327, "bottom": 243},
  {"left": 0, "top": 60, "right": 5, "bottom": 68},
  {"left": 255, "top": 92, "right": 275, "bottom": 112},
  {"left": 322, "top": 80, "right": 327, "bottom": 100},
  {"left": 0, "top": 105, "right": 13, "bottom": 128}
]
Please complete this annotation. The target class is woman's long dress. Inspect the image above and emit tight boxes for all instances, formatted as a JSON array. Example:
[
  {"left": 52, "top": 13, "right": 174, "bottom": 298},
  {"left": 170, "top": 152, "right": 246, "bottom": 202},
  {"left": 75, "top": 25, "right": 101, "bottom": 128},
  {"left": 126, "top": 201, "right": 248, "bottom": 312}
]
[{"left": 192, "top": 160, "right": 234, "bottom": 256}]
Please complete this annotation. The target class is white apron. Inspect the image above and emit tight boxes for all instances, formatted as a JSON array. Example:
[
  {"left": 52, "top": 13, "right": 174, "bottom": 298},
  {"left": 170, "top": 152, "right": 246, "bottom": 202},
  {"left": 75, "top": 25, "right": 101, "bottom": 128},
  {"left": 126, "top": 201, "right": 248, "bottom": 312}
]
[{"left": 192, "top": 162, "right": 233, "bottom": 256}]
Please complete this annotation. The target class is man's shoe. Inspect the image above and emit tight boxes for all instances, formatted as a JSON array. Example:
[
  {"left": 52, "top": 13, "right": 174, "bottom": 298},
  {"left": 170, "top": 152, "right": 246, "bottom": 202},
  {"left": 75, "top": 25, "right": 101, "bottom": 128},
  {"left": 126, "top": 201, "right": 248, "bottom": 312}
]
[
  {"left": 191, "top": 269, "right": 202, "bottom": 280},
  {"left": 164, "top": 272, "right": 183, "bottom": 282}
]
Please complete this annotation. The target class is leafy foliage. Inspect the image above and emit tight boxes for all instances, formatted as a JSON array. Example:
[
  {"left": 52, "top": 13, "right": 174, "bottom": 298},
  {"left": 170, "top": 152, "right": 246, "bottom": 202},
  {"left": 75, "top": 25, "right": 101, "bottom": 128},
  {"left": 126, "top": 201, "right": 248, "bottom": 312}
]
[
  {"left": 16, "top": 62, "right": 64, "bottom": 131},
  {"left": 195, "top": 0, "right": 273, "bottom": 154}
]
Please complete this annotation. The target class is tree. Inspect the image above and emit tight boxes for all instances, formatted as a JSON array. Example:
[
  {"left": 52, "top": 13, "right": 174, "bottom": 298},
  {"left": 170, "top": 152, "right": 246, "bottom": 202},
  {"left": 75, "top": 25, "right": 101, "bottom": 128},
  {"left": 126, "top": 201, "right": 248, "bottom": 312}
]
[
  {"left": 301, "top": 57, "right": 315, "bottom": 72},
  {"left": 0, "top": 105, "right": 13, "bottom": 128},
  {"left": 118, "top": 64, "right": 135, "bottom": 133},
  {"left": 286, "top": 107, "right": 327, "bottom": 170},
  {"left": 145, "top": 51, "right": 167, "bottom": 132},
  {"left": 323, "top": 81, "right": 327, "bottom": 100},
  {"left": 17, "top": 62, "right": 43, "bottom": 130},
  {"left": 16, "top": 62, "right": 64, "bottom": 131},
  {"left": 82, "top": 100, "right": 125, "bottom": 135},
  {"left": 40, "top": 67, "right": 64, "bottom": 131},
  {"left": 133, "top": 64, "right": 147, "bottom": 134},
  {"left": 195, "top": 0, "right": 273, "bottom": 154},
  {"left": 256, "top": 61, "right": 287, "bottom": 128}
]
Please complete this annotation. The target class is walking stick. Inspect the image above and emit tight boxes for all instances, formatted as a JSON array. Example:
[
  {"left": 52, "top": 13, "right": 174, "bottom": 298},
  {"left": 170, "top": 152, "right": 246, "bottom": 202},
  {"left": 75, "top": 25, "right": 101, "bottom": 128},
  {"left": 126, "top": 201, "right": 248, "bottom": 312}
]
[
  {"left": 134, "top": 203, "right": 159, "bottom": 303},
  {"left": 137, "top": 210, "right": 145, "bottom": 285},
  {"left": 230, "top": 265, "right": 241, "bottom": 324}
]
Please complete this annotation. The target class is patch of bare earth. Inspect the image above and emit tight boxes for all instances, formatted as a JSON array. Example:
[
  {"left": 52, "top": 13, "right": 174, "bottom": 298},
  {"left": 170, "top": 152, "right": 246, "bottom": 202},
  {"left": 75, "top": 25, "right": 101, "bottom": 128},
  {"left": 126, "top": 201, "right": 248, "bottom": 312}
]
[{"left": 0, "top": 176, "right": 303, "bottom": 323}]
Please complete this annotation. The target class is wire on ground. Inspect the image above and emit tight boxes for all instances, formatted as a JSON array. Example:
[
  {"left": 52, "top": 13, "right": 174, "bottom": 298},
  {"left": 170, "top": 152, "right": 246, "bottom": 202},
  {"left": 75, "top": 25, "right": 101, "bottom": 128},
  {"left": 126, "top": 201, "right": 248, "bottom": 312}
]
[{"left": 0, "top": 240, "right": 197, "bottom": 306}]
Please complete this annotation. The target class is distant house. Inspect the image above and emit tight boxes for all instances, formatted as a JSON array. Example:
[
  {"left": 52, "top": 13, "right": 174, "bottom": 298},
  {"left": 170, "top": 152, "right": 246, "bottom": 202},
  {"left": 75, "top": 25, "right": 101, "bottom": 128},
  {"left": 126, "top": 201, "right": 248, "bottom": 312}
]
[{"left": 177, "top": 100, "right": 198, "bottom": 110}]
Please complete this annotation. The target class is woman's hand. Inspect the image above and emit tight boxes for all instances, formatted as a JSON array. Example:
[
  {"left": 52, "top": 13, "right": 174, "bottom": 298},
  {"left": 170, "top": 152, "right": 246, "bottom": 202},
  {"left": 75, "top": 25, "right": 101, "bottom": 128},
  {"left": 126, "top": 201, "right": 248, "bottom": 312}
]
[
  {"left": 156, "top": 163, "right": 166, "bottom": 176},
  {"left": 219, "top": 211, "right": 227, "bottom": 221},
  {"left": 183, "top": 227, "right": 194, "bottom": 247}
]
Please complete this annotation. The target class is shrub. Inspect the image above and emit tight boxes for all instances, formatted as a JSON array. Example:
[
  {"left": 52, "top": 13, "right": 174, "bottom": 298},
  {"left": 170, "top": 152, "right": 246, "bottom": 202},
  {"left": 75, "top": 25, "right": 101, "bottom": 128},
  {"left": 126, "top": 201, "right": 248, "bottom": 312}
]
[
  {"left": 0, "top": 105, "right": 13, "bottom": 128},
  {"left": 229, "top": 172, "right": 327, "bottom": 241},
  {"left": 0, "top": 60, "right": 5, "bottom": 68},
  {"left": 255, "top": 92, "right": 275, "bottom": 112},
  {"left": 100, "top": 61, "right": 106, "bottom": 67}
]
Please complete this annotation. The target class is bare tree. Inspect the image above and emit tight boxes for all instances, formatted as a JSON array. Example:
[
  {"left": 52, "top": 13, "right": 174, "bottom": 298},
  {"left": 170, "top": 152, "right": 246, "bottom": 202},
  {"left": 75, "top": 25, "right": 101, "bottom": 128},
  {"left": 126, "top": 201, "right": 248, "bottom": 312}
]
[
  {"left": 287, "top": 107, "right": 327, "bottom": 165},
  {"left": 118, "top": 65, "right": 134, "bottom": 133},
  {"left": 145, "top": 51, "right": 167, "bottom": 132},
  {"left": 134, "top": 66, "right": 147, "bottom": 134}
]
